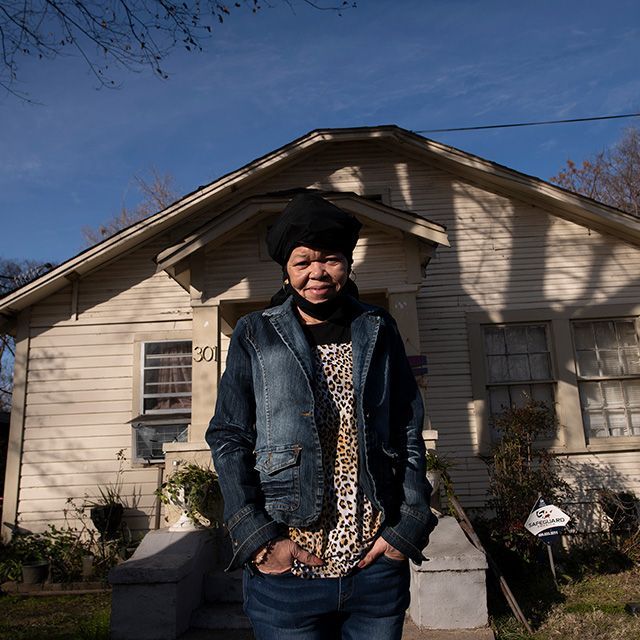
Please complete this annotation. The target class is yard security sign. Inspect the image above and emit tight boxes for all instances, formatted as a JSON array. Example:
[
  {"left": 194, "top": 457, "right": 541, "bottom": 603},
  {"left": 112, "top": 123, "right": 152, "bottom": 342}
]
[{"left": 524, "top": 496, "right": 570, "bottom": 545}]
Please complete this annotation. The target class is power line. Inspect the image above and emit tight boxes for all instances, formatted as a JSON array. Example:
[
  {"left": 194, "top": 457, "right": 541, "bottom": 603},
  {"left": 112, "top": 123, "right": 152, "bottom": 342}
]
[{"left": 415, "top": 112, "right": 640, "bottom": 134}]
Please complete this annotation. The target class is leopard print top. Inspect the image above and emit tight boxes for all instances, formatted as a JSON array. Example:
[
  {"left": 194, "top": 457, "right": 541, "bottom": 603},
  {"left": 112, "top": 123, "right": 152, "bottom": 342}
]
[{"left": 288, "top": 341, "right": 381, "bottom": 578}]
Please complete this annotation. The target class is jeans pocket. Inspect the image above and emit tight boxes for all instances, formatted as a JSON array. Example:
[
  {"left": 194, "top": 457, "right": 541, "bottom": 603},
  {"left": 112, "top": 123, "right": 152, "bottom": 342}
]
[
  {"left": 379, "top": 553, "right": 408, "bottom": 567},
  {"left": 255, "top": 445, "right": 301, "bottom": 511},
  {"left": 256, "top": 568, "right": 294, "bottom": 578}
]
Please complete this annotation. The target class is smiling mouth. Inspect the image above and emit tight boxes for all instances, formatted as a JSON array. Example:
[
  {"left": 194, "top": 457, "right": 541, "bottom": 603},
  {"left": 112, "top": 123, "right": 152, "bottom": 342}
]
[{"left": 306, "top": 286, "right": 333, "bottom": 293}]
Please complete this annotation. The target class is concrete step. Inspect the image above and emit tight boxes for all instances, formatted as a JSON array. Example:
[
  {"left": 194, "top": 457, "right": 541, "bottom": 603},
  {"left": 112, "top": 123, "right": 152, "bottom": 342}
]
[
  {"left": 190, "top": 602, "right": 252, "bottom": 631},
  {"left": 183, "top": 605, "right": 493, "bottom": 639},
  {"left": 403, "top": 619, "right": 495, "bottom": 640},
  {"left": 204, "top": 569, "right": 243, "bottom": 603},
  {"left": 410, "top": 516, "right": 489, "bottom": 630},
  {"left": 179, "top": 628, "right": 254, "bottom": 640}
]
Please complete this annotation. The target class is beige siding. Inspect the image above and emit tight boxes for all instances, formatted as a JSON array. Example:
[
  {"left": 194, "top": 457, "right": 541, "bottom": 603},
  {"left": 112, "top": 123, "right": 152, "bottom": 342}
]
[
  {"left": 414, "top": 173, "right": 640, "bottom": 510},
  {"left": 77, "top": 239, "right": 191, "bottom": 321},
  {"left": 17, "top": 237, "right": 192, "bottom": 535},
  {"left": 562, "top": 451, "right": 640, "bottom": 532},
  {"left": 264, "top": 144, "right": 440, "bottom": 213}
]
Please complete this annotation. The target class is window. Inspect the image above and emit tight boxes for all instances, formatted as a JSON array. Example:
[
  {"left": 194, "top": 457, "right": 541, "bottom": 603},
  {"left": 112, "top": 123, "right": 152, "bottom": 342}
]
[
  {"left": 142, "top": 341, "right": 192, "bottom": 413},
  {"left": 470, "top": 306, "right": 640, "bottom": 453},
  {"left": 483, "top": 323, "right": 555, "bottom": 418},
  {"left": 132, "top": 340, "right": 192, "bottom": 462},
  {"left": 572, "top": 319, "right": 640, "bottom": 438}
]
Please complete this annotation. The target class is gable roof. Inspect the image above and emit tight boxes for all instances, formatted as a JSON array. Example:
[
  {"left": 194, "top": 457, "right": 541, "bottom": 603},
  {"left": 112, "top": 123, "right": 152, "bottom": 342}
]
[{"left": 2, "top": 125, "right": 639, "bottom": 322}]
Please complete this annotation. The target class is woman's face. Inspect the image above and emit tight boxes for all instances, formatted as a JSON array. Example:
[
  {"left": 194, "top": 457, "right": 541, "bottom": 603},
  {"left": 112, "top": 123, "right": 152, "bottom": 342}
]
[{"left": 286, "top": 246, "right": 349, "bottom": 304}]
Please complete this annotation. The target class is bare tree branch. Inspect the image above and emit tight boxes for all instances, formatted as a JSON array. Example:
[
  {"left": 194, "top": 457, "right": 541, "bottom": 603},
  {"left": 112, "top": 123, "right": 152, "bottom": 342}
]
[
  {"left": 0, "top": 0, "right": 354, "bottom": 98},
  {"left": 0, "top": 335, "right": 16, "bottom": 358},
  {"left": 1, "top": 258, "right": 52, "bottom": 411},
  {"left": 551, "top": 126, "right": 640, "bottom": 218},
  {"left": 82, "top": 167, "right": 177, "bottom": 245}
]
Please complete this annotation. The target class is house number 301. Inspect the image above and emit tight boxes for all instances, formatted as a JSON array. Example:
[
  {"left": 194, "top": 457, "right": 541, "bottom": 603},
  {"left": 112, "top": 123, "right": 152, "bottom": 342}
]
[{"left": 193, "top": 346, "right": 217, "bottom": 362}]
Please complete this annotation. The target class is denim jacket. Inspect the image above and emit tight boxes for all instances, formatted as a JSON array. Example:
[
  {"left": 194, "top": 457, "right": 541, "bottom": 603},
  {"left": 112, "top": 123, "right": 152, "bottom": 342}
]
[{"left": 206, "top": 296, "right": 436, "bottom": 570}]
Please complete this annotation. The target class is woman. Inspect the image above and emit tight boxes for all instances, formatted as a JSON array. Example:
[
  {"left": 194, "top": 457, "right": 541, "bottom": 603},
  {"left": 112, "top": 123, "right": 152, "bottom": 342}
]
[{"left": 206, "top": 192, "right": 436, "bottom": 640}]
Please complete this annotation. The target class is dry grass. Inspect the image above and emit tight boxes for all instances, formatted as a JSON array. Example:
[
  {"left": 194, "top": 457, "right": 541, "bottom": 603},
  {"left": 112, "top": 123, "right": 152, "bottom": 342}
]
[
  {"left": 562, "top": 567, "right": 640, "bottom": 606},
  {"left": 493, "top": 566, "right": 640, "bottom": 640},
  {"left": 539, "top": 608, "right": 640, "bottom": 640}
]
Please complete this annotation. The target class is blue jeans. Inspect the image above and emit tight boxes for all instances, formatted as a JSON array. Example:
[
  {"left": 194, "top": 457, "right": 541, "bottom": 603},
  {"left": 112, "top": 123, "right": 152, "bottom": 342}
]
[{"left": 243, "top": 556, "right": 410, "bottom": 640}]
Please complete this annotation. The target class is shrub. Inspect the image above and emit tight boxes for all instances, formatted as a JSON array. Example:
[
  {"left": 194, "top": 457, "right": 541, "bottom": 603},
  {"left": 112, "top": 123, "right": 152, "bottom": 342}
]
[
  {"left": 484, "top": 399, "right": 571, "bottom": 563},
  {"left": 597, "top": 489, "right": 640, "bottom": 565},
  {"left": 0, "top": 498, "right": 137, "bottom": 584}
]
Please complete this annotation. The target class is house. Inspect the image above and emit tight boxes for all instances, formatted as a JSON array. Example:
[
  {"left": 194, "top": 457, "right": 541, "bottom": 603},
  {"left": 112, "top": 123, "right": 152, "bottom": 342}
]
[{"left": 2, "top": 125, "right": 640, "bottom": 545}]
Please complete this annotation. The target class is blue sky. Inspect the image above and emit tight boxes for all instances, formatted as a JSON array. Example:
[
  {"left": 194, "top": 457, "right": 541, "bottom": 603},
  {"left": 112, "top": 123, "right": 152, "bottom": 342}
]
[{"left": 1, "top": 0, "right": 639, "bottom": 265}]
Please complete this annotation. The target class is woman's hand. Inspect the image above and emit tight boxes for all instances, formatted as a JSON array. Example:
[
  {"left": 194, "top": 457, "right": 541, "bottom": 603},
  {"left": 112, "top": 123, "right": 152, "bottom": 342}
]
[
  {"left": 357, "top": 537, "right": 407, "bottom": 569},
  {"left": 252, "top": 538, "right": 324, "bottom": 575}
]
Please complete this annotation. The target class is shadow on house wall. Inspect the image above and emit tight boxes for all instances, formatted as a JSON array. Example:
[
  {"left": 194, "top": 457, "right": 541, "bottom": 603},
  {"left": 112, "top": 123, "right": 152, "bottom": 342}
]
[{"left": 0, "top": 411, "right": 9, "bottom": 521}]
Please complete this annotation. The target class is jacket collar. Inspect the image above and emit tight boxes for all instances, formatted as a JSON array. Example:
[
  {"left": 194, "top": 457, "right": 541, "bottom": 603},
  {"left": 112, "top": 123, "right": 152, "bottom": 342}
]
[
  {"left": 261, "top": 294, "right": 379, "bottom": 320},
  {"left": 262, "top": 296, "right": 381, "bottom": 387},
  {"left": 265, "top": 297, "right": 315, "bottom": 383}
]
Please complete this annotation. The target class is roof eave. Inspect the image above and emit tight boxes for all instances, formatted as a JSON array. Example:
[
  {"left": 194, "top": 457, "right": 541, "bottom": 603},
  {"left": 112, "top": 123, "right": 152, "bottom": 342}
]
[{"left": 3, "top": 124, "right": 638, "bottom": 316}]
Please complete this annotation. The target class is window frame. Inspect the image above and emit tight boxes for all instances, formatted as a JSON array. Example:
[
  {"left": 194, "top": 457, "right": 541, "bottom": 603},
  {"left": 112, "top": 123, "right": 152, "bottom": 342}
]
[
  {"left": 131, "top": 331, "right": 193, "bottom": 465},
  {"left": 468, "top": 305, "right": 640, "bottom": 456}
]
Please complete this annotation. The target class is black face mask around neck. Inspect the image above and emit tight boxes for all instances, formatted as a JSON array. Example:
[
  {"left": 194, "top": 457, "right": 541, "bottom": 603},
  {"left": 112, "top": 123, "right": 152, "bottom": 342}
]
[
  {"left": 267, "top": 278, "right": 359, "bottom": 311},
  {"left": 289, "top": 285, "right": 344, "bottom": 321}
]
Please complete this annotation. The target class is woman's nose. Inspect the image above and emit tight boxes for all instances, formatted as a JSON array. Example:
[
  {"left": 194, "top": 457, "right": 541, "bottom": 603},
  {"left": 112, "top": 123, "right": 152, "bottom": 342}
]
[{"left": 309, "top": 261, "right": 326, "bottom": 278}]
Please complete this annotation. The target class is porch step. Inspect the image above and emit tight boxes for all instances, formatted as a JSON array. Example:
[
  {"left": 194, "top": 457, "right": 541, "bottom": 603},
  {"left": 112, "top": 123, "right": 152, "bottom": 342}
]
[
  {"left": 179, "top": 628, "right": 254, "bottom": 640},
  {"left": 180, "top": 616, "right": 494, "bottom": 639},
  {"left": 190, "top": 602, "right": 252, "bottom": 631},
  {"left": 410, "top": 516, "right": 489, "bottom": 630},
  {"left": 403, "top": 619, "right": 494, "bottom": 640},
  {"left": 204, "top": 569, "right": 243, "bottom": 603}
]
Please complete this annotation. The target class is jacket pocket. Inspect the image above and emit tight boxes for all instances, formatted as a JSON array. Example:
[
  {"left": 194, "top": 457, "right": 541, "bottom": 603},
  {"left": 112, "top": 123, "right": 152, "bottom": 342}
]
[{"left": 255, "top": 445, "right": 301, "bottom": 512}]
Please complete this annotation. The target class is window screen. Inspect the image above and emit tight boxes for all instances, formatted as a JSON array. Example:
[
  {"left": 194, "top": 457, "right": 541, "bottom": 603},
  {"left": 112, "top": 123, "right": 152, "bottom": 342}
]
[{"left": 573, "top": 319, "right": 640, "bottom": 438}]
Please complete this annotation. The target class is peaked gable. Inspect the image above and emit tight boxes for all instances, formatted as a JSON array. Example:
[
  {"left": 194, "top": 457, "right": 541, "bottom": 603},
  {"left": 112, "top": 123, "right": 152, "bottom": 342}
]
[{"left": 2, "top": 125, "right": 639, "bottom": 321}]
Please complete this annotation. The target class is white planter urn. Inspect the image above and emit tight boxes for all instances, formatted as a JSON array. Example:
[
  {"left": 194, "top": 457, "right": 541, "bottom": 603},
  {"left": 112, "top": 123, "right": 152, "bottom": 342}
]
[
  {"left": 427, "top": 469, "right": 442, "bottom": 495},
  {"left": 168, "top": 487, "right": 203, "bottom": 531}
]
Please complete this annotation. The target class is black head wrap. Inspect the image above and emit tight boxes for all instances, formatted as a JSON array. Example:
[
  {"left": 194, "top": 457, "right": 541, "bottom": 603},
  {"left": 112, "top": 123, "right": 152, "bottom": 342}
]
[
  {"left": 266, "top": 193, "right": 362, "bottom": 313},
  {"left": 266, "top": 193, "right": 362, "bottom": 266}
]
